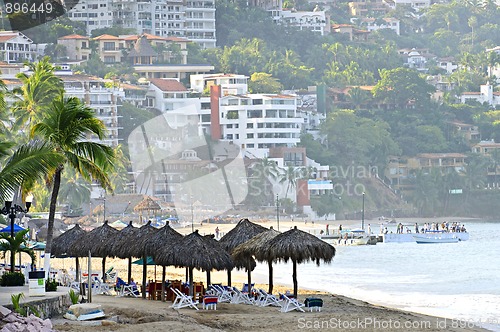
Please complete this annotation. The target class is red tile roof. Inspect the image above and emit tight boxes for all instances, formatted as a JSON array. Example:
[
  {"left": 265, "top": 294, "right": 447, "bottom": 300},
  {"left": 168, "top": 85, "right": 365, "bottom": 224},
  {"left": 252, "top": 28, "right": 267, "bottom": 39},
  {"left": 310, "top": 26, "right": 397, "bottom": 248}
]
[
  {"left": 58, "top": 34, "right": 88, "bottom": 40},
  {"left": 150, "top": 78, "right": 187, "bottom": 92},
  {"left": 93, "top": 34, "right": 120, "bottom": 40}
]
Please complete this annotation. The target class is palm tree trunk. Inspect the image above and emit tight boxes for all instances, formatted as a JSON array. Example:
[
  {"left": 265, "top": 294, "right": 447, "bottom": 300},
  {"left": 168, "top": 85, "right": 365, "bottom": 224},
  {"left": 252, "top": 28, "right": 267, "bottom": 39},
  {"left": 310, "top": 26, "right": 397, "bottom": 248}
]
[
  {"left": 292, "top": 259, "right": 298, "bottom": 298},
  {"left": 43, "top": 166, "right": 62, "bottom": 279},
  {"left": 268, "top": 260, "right": 273, "bottom": 294}
]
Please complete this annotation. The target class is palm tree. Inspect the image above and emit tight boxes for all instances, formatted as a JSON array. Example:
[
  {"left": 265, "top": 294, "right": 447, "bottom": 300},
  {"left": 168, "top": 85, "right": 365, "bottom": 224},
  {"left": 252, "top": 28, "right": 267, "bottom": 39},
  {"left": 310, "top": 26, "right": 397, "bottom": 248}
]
[
  {"left": 0, "top": 229, "right": 35, "bottom": 274},
  {"left": 279, "top": 165, "right": 299, "bottom": 199},
  {"left": 30, "top": 94, "right": 115, "bottom": 275},
  {"left": 10, "top": 57, "right": 63, "bottom": 131},
  {"left": 247, "top": 158, "right": 279, "bottom": 205}
]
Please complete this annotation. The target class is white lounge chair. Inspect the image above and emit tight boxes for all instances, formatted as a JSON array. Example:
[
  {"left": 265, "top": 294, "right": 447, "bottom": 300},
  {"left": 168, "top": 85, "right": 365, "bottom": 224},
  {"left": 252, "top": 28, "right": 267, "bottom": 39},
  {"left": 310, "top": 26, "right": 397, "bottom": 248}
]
[
  {"left": 230, "top": 287, "right": 255, "bottom": 305},
  {"left": 119, "top": 284, "right": 139, "bottom": 297},
  {"left": 255, "top": 289, "right": 282, "bottom": 307},
  {"left": 170, "top": 287, "right": 199, "bottom": 310},
  {"left": 279, "top": 293, "right": 305, "bottom": 313},
  {"left": 210, "top": 285, "right": 233, "bottom": 303}
]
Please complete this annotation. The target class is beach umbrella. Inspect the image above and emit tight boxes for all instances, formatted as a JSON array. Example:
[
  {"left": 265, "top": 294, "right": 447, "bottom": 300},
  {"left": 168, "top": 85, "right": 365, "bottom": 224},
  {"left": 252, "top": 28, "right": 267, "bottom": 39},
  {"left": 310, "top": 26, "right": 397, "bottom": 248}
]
[
  {"left": 146, "top": 223, "right": 183, "bottom": 301},
  {"left": 232, "top": 227, "right": 281, "bottom": 293},
  {"left": 263, "top": 226, "right": 336, "bottom": 298},
  {"left": 0, "top": 224, "right": 25, "bottom": 233},
  {"left": 70, "top": 220, "right": 120, "bottom": 280},
  {"left": 219, "top": 218, "right": 267, "bottom": 286},
  {"left": 109, "top": 221, "right": 138, "bottom": 283},
  {"left": 129, "top": 220, "right": 160, "bottom": 299},
  {"left": 133, "top": 196, "right": 161, "bottom": 223},
  {"left": 132, "top": 256, "right": 156, "bottom": 265},
  {"left": 51, "top": 224, "right": 87, "bottom": 281},
  {"left": 156, "top": 230, "right": 234, "bottom": 297}
]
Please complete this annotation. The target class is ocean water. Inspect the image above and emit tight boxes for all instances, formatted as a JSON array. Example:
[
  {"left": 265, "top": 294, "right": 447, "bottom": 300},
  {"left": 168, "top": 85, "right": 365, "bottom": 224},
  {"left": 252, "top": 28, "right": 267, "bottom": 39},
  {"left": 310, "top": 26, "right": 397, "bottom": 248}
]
[{"left": 251, "top": 221, "right": 500, "bottom": 331}]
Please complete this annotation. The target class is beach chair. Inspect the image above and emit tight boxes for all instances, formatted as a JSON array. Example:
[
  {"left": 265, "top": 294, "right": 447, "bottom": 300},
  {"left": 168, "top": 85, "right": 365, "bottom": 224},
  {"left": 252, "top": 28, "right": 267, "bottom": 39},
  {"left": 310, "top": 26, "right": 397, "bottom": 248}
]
[
  {"left": 209, "top": 285, "right": 233, "bottom": 303},
  {"left": 119, "top": 284, "right": 139, "bottom": 297},
  {"left": 202, "top": 296, "right": 218, "bottom": 310},
  {"left": 170, "top": 287, "right": 199, "bottom": 310},
  {"left": 255, "top": 289, "right": 282, "bottom": 307},
  {"left": 230, "top": 287, "right": 255, "bottom": 305},
  {"left": 304, "top": 297, "right": 323, "bottom": 312},
  {"left": 279, "top": 293, "right": 305, "bottom": 313}
]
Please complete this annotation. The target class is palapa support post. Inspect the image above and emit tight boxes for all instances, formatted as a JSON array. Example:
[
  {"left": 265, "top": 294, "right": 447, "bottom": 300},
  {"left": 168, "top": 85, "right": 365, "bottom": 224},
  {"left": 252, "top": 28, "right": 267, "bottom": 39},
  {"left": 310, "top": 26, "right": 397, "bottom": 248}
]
[
  {"left": 268, "top": 259, "right": 273, "bottom": 294},
  {"left": 188, "top": 267, "right": 194, "bottom": 298},
  {"left": 161, "top": 266, "right": 166, "bottom": 302},
  {"left": 102, "top": 257, "right": 106, "bottom": 282},
  {"left": 142, "top": 253, "right": 147, "bottom": 299},
  {"left": 206, "top": 270, "right": 211, "bottom": 287},
  {"left": 227, "top": 269, "right": 232, "bottom": 286},
  {"left": 128, "top": 257, "right": 132, "bottom": 284},
  {"left": 246, "top": 263, "right": 252, "bottom": 294},
  {"left": 292, "top": 258, "right": 298, "bottom": 298},
  {"left": 75, "top": 257, "right": 80, "bottom": 282},
  {"left": 88, "top": 251, "right": 92, "bottom": 303}
]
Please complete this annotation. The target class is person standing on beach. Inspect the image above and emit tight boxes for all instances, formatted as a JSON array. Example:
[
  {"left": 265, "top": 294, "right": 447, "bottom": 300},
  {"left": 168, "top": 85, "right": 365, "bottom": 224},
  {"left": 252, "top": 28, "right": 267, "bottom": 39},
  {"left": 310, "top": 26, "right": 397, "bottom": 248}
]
[
  {"left": 415, "top": 223, "right": 419, "bottom": 233},
  {"left": 326, "top": 224, "right": 329, "bottom": 235},
  {"left": 338, "top": 224, "right": 342, "bottom": 234},
  {"left": 367, "top": 224, "right": 371, "bottom": 235},
  {"left": 215, "top": 227, "right": 220, "bottom": 239}
]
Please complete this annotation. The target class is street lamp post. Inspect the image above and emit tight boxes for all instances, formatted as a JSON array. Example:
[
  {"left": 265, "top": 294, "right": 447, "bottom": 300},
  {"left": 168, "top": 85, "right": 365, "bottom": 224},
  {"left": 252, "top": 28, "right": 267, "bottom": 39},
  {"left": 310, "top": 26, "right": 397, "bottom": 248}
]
[
  {"left": 361, "top": 192, "right": 365, "bottom": 230},
  {"left": 276, "top": 194, "right": 280, "bottom": 231},
  {"left": 1, "top": 193, "right": 33, "bottom": 272}
]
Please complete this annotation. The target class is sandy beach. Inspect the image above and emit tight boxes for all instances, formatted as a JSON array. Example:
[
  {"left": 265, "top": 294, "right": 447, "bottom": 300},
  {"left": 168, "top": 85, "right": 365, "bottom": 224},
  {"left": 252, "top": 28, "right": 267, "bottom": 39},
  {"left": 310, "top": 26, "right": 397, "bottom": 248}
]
[{"left": 47, "top": 216, "right": 487, "bottom": 332}]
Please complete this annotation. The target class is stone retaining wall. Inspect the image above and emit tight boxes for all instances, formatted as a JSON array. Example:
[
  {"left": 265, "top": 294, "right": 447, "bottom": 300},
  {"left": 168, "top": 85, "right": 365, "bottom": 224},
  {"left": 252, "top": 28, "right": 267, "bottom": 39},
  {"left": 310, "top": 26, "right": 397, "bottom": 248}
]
[{"left": 3, "top": 294, "right": 71, "bottom": 319}]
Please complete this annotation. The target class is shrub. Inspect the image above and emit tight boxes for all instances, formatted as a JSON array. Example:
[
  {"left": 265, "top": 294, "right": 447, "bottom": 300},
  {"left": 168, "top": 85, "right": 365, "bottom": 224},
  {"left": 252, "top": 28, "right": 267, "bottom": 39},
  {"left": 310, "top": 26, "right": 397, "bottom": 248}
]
[
  {"left": 68, "top": 289, "right": 80, "bottom": 304},
  {"left": 0, "top": 272, "right": 25, "bottom": 286},
  {"left": 45, "top": 278, "right": 58, "bottom": 292}
]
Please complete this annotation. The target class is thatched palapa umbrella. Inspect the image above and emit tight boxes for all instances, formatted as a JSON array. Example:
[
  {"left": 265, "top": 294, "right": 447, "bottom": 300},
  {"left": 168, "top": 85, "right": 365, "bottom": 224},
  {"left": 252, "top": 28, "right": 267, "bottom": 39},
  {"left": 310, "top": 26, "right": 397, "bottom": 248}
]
[
  {"left": 133, "top": 196, "right": 161, "bottom": 223},
  {"left": 70, "top": 220, "right": 120, "bottom": 281},
  {"left": 232, "top": 226, "right": 280, "bottom": 293},
  {"left": 264, "top": 226, "right": 336, "bottom": 298},
  {"left": 109, "top": 221, "right": 138, "bottom": 283},
  {"left": 51, "top": 224, "right": 87, "bottom": 281},
  {"left": 129, "top": 220, "right": 160, "bottom": 299},
  {"left": 219, "top": 218, "right": 266, "bottom": 286},
  {"left": 155, "top": 230, "right": 234, "bottom": 297},
  {"left": 146, "top": 223, "right": 183, "bottom": 301}
]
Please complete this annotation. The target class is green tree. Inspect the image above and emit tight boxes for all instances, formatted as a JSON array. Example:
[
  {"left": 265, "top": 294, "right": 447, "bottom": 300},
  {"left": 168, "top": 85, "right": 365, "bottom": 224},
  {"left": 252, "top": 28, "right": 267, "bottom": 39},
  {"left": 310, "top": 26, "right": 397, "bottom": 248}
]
[
  {"left": 279, "top": 165, "right": 300, "bottom": 199},
  {"left": 30, "top": 94, "right": 115, "bottom": 275},
  {"left": 11, "top": 57, "right": 64, "bottom": 131},
  {"left": 248, "top": 72, "right": 283, "bottom": 93},
  {"left": 0, "top": 230, "right": 35, "bottom": 275},
  {"left": 372, "top": 68, "right": 435, "bottom": 109}
]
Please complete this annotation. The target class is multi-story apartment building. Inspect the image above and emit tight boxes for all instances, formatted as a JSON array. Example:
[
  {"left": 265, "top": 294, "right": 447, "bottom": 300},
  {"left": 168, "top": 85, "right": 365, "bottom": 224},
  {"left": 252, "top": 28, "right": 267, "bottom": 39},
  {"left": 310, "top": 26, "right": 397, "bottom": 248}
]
[
  {"left": 0, "top": 66, "right": 121, "bottom": 147},
  {"left": 67, "top": 0, "right": 216, "bottom": 48},
  {"left": 66, "top": 0, "right": 114, "bottom": 34},
  {"left": 60, "top": 72, "right": 122, "bottom": 147},
  {"left": 271, "top": 8, "right": 330, "bottom": 35},
  {"left": 57, "top": 34, "right": 92, "bottom": 61},
  {"left": 0, "top": 31, "right": 36, "bottom": 64}
]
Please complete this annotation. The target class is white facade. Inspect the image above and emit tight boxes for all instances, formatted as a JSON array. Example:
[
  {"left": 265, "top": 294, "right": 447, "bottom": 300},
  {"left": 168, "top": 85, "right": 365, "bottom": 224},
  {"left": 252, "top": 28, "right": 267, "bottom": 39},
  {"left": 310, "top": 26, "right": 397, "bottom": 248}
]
[
  {"left": 68, "top": 0, "right": 216, "bottom": 48},
  {"left": 274, "top": 9, "right": 330, "bottom": 35},
  {"left": 354, "top": 17, "right": 400, "bottom": 35},
  {"left": 190, "top": 73, "right": 249, "bottom": 95},
  {"left": 59, "top": 72, "right": 122, "bottom": 146},
  {"left": 0, "top": 31, "right": 36, "bottom": 64},
  {"left": 460, "top": 83, "right": 500, "bottom": 107},
  {"left": 67, "top": 0, "right": 114, "bottom": 35},
  {"left": 219, "top": 94, "right": 303, "bottom": 159}
]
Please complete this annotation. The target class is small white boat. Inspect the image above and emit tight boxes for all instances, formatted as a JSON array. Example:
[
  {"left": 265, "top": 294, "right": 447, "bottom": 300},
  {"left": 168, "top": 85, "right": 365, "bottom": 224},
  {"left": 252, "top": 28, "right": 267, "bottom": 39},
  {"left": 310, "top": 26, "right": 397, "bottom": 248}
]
[{"left": 413, "top": 234, "right": 460, "bottom": 244}]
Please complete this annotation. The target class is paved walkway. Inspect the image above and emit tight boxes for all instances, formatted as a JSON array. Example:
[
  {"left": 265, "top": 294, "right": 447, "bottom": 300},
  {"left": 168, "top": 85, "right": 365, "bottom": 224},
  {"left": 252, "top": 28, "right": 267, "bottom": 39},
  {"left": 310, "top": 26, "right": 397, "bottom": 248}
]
[{"left": 0, "top": 286, "right": 70, "bottom": 306}]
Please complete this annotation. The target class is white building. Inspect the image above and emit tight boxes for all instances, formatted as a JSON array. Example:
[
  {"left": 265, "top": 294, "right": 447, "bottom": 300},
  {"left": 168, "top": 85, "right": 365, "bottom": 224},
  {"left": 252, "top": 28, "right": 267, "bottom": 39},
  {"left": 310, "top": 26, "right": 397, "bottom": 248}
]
[
  {"left": 273, "top": 8, "right": 330, "bottom": 35},
  {"left": 0, "top": 31, "right": 36, "bottom": 64},
  {"left": 67, "top": 0, "right": 216, "bottom": 48},
  {"left": 190, "top": 73, "right": 249, "bottom": 95},
  {"left": 460, "top": 83, "right": 500, "bottom": 107},
  {"left": 354, "top": 17, "right": 400, "bottom": 35}
]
